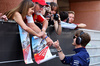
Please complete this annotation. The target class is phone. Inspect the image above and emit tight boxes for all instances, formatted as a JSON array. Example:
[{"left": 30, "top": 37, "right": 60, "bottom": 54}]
[{"left": 66, "top": 18, "right": 69, "bottom": 23}]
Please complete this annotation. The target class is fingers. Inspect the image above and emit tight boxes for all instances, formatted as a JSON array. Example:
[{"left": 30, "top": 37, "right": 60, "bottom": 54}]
[
  {"left": 38, "top": 31, "right": 45, "bottom": 38},
  {"left": 1, "top": 15, "right": 8, "bottom": 21},
  {"left": 52, "top": 40, "right": 60, "bottom": 48},
  {"left": 46, "top": 42, "right": 53, "bottom": 47},
  {"left": 57, "top": 40, "right": 59, "bottom": 43}
]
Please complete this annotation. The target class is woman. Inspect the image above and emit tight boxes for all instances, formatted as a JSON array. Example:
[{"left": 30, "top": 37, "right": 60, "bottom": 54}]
[
  {"left": 45, "top": 2, "right": 62, "bottom": 35},
  {"left": 4, "top": 0, "right": 44, "bottom": 37}
]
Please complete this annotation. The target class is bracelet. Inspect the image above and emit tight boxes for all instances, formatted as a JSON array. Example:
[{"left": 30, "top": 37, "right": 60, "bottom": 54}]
[
  {"left": 58, "top": 23, "right": 61, "bottom": 25},
  {"left": 44, "top": 36, "right": 48, "bottom": 39},
  {"left": 57, "top": 50, "right": 62, "bottom": 53}
]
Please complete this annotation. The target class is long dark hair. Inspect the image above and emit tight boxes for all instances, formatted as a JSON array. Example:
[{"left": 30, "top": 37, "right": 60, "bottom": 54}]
[{"left": 50, "top": 2, "right": 59, "bottom": 13}]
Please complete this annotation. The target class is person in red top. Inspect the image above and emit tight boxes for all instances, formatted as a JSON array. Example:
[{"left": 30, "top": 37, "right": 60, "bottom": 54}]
[
  {"left": 32, "top": 0, "right": 48, "bottom": 32},
  {"left": 26, "top": 0, "right": 53, "bottom": 46}
]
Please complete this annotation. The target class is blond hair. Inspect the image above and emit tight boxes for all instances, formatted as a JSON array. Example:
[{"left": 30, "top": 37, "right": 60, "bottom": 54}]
[{"left": 68, "top": 11, "right": 75, "bottom": 15}]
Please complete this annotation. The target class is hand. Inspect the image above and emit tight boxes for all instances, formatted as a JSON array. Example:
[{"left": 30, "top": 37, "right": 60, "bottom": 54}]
[
  {"left": 46, "top": 18, "right": 50, "bottom": 21},
  {"left": 1, "top": 15, "right": 8, "bottom": 21},
  {"left": 51, "top": 14, "right": 54, "bottom": 21},
  {"left": 78, "top": 23, "right": 86, "bottom": 28},
  {"left": 57, "top": 14, "right": 61, "bottom": 24},
  {"left": 53, "top": 40, "right": 60, "bottom": 49},
  {"left": 0, "top": 13, "right": 8, "bottom": 21},
  {"left": 37, "top": 31, "right": 45, "bottom": 38},
  {"left": 45, "top": 37, "right": 53, "bottom": 47},
  {"left": 45, "top": 5, "right": 51, "bottom": 13}
]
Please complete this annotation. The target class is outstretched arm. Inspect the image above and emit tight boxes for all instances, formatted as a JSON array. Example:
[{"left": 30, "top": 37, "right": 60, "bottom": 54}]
[
  {"left": 77, "top": 23, "right": 86, "bottom": 28},
  {"left": 13, "top": 12, "right": 44, "bottom": 37},
  {"left": 54, "top": 14, "right": 62, "bottom": 35},
  {"left": 41, "top": 19, "right": 48, "bottom": 32},
  {"left": 54, "top": 20, "right": 62, "bottom": 35},
  {"left": 53, "top": 40, "right": 65, "bottom": 60},
  {"left": 26, "top": 14, "right": 53, "bottom": 47}
]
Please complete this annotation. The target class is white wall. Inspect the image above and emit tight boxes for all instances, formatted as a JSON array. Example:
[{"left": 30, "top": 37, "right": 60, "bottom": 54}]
[{"left": 80, "top": 29, "right": 100, "bottom": 66}]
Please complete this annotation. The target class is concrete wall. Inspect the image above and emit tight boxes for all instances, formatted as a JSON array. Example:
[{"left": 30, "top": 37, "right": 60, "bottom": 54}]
[
  {"left": 81, "top": 29, "right": 100, "bottom": 66},
  {"left": 69, "top": 1, "right": 100, "bottom": 30},
  {"left": 58, "top": 0, "right": 69, "bottom": 11},
  {"left": 45, "top": 0, "right": 69, "bottom": 11},
  {"left": 0, "top": 0, "right": 22, "bottom": 13}
]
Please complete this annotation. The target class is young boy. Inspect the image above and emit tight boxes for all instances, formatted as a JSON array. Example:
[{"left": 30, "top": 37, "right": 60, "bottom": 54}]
[
  {"left": 68, "top": 11, "right": 86, "bottom": 28},
  {"left": 53, "top": 30, "right": 91, "bottom": 66},
  {"left": 60, "top": 11, "right": 77, "bottom": 29}
]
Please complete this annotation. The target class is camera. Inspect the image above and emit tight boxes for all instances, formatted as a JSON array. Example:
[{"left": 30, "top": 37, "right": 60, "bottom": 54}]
[{"left": 54, "top": 14, "right": 59, "bottom": 20}]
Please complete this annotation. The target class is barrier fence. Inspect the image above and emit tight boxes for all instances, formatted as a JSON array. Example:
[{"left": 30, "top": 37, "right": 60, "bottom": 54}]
[{"left": 0, "top": 21, "right": 78, "bottom": 66}]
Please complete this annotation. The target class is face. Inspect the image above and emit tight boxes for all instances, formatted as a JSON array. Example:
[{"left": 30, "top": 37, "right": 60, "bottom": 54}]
[
  {"left": 34, "top": 3, "right": 44, "bottom": 13},
  {"left": 27, "top": 6, "right": 34, "bottom": 16},
  {"left": 68, "top": 13, "right": 75, "bottom": 23},
  {"left": 51, "top": 6, "right": 57, "bottom": 14}
]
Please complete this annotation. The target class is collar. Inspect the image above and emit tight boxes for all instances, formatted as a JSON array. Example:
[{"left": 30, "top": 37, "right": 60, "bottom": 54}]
[{"left": 73, "top": 47, "right": 86, "bottom": 53}]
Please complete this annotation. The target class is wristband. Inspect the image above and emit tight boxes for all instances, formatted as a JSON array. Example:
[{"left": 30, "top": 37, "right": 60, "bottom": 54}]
[
  {"left": 44, "top": 36, "right": 48, "bottom": 39},
  {"left": 58, "top": 22, "right": 61, "bottom": 25},
  {"left": 57, "top": 50, "right": 62, "bottom": 53}
]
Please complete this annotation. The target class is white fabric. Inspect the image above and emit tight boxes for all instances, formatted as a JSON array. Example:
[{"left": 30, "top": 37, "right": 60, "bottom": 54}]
[
  {"left": 36, "top": 12, "right": 45, "bottom": 19},
  {"left": 61, "top": 21, "right": 77, "bottom": 29},
  {"left": 26, "top": 15, "right": 34, "bottom": 23}
]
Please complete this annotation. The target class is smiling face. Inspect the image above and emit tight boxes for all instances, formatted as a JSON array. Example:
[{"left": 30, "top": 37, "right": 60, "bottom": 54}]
[
  {"left": 68, "top": 13, "right": 75, "bottom": 23},
  {"left": 27, "top": 6, "right": 34, "bottom": 16},
  {"left": 51, "top": 6, "right": 57, "bottom": 14}
]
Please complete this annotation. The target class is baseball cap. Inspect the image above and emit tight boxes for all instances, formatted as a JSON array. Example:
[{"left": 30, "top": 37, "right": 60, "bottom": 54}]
[{"left": 32, "top": 0, "right": 47, "bottom": 5}]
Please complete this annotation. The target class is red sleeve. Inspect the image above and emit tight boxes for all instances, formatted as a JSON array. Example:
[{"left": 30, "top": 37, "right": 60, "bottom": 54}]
[{"left": 37, "top": 14, "right": 45, "bottom": 23}]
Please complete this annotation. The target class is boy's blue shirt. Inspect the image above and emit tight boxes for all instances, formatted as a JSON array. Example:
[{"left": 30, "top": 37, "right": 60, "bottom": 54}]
[{"left": 61, "top": 47, "right": 90, "bottom": 66}]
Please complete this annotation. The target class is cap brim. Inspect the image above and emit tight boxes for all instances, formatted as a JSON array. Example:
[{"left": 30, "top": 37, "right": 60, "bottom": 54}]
[{"left": 38, "top": 2, "right": 47, "bottom": 5}]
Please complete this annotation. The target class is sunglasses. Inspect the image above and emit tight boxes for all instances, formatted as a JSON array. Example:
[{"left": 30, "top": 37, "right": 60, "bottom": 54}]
[
  {"left": 39, "top": 4, "right": 44, "bottom": 8},
  {"left": 73, "top": 36, "right": 76, "bottom": 39},
  {"left": 35, "top": 2, "right": 44, "bottom": 8}
]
